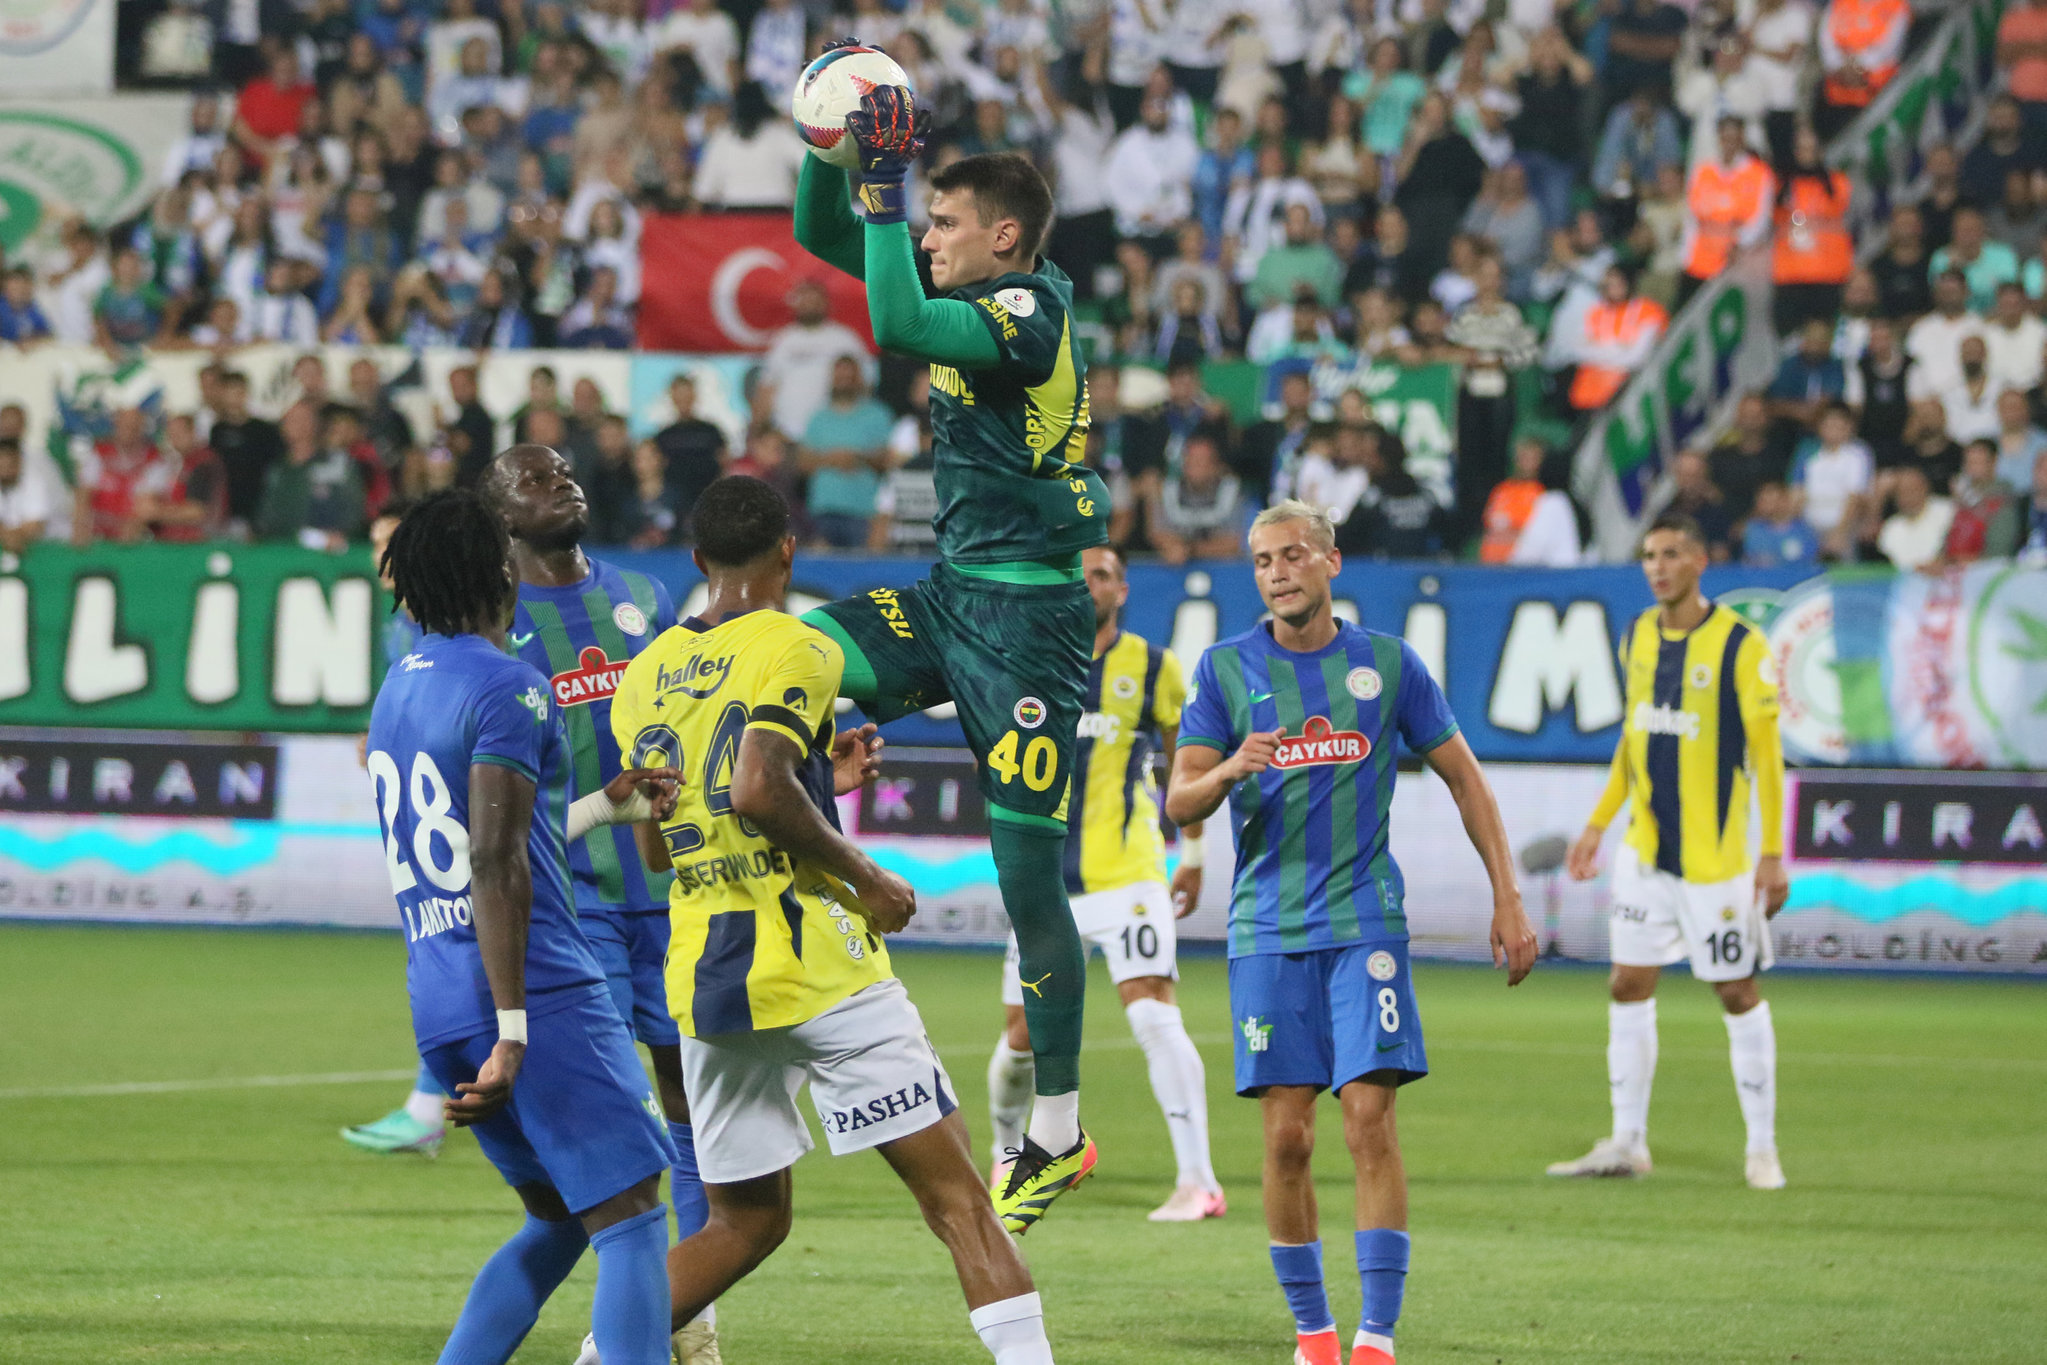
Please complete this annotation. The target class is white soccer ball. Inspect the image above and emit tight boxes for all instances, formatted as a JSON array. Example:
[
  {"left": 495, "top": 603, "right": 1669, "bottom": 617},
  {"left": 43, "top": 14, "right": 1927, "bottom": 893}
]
[{"left": 790, "top": 45, "right": 913, "bottom": 169}]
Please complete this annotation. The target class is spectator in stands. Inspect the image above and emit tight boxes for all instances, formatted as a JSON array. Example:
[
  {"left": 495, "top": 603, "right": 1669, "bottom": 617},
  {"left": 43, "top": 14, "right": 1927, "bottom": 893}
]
[
  {"left": 1348, "top": 204, "right": 1431, "bottom": 308},
  {"left": 1296, "top": 419, "right": 1372, "bottom": 527},
  {"left": 1712, "top": 392, "right": 1794, "bottom": 521},
  {"left": 1745, "top": 0, "right": 1816, "bottom": 165},
  {"left": 1155, "top": 276, "right": 1232, "bottom": 366},
  {"left": 1340, "top": 424, "right": 1454, "bottom": 559},
  {"left": 163, "top": 92, "right": 227, "bottom": 188},
  {"left": 1675, "top": 31, "right": 1768, "bottom": 169},
  {"left": 1241, "top": 369, "right": 1314, "bottom": 502},
  {"left": 0, "top": 266, "right": 51, "bottom": 344},
  {"left": 569, "top": 413, "right": 630, "bottom": 543},
  {"left": 1592, "top": 88, "right": 1684, "bottom": 223},
  {"left": 800, "top": 356, "right": 896, "bottom": 550},
  {"left": 1771, "top": 125, "right": 1855, "bottom": 333},
  {"left": 145, "top": 414, "right": 229, "bottom": 543},
  {"left": 1302, "top": 95, "right": 1375, "bottom": 220},
  {"left": 1511, "top": 27, "right": 1593, "bottom": 230},
  {"left": 1907, "top": 270, "right": 1985, "bottom": 398},
  {"left": 1660, "top": 449, "right": 1736, "bottom": 560},
  {"left": 233, "top": 45, "right": 316, "bottom": 169},
  {"left": 321, "top": 266, "right": 385, "bottom": 345},
  {"left": 1877, "top": 464, "right": 1955, "bottom": 569},
  {"left": 74, "top": 407, "right": 172, "bottom": 545},
  {"left": 1248, "top": 202, "right": 1343, "bottom": 310},
  {"left": 559, "top": 267, "right": 634, "bottom": 348},
  {"left": 1898, "top": 397, "right": 1964, "bottom": 492},
  {"left": 1446, "top": 249, "right": 1538, "bottom": 533},
  {"left": 349, "top": 359, "right": 413, "bottom": 479},
  {"left": 1869, "top": 202, "right": 1934, "bottom": 319},
  {"left": 42, "top": 222, "right": 109, "bottom": 345},
  {"left": 1227, "top": 144, "right": 1322, "bottom": 287},
  {"left": 693, "top": 82, "right": 807, "bottom": 210},
  {"left": 1607, "top": 0, "right": 1689, "bottom": 111},
  {"left": 1107, "top": 93, "right": 1201, "bottom": 253},
  {"left": 1990, "top": 174, "right": 2046, "bottom": 259},
  {"left": 205, "top": 372, "right": 282, "bottom": 531},
  {"left": 1946, "top": 335, "right": 2002, "bottom": 445},
  {"left": 1944, "top": 438, "right": 2022, "bottom": 562},
  {"left": 1767, "top": 318, "right": 1848, "bottom": 429},
  {"left": 1930, "top": 206, "right": 2020, "bottom": 311},
  {"left": 1462, "top": 161, "right": 1546, "bottom": 294},
  {"left": 1678, "top": 115, "right": 1774, "bottom": 309},
  {"left": 1148, "top": 429, "right": 1245, "bottom": 564},
  {"left": 2021, "top": 449, "right": 2047, "bottom": 561},
  {"left": 248, "top": 257, "right": 320, "bottom": 346},
  {"left": 458, "top": 267, "right": 534, "bottom": 349},
  {"left": 259, "top": 403, "right": 370, "bottom": 551},
  {"left": 1392, "top": 93, "right": 1486, "bottom": 279},
  {"left": 1791, "top": 401, "right": 1875, "bottom": 555},
  {"left": 1815, "top": 0, "right": 1909, "bottom": 139},
  {"left": 649, "top": 373, "right": 725, "bottom": 523},
  {"left": 1992, "top": 388, "right": 2047, "bottom": 489},
  {"left": 621, "top": 439, "right": 682, "bottom": 549},
  {"left": 94, "top": 246, "right": 174, "bottom": 352},
  {"left": 0, "top": 437, "right": 51, "bottom": 553},
  {"left": 2001, "top": 0, "right": 2047, "bottom": 137},
  {"left": 1984, "top": 281, "right": 2047, "bottom": 394},
  {"left": 1480, "top": 436, "right": 1569, "bottom": 564},
  {"left": 1846, "top": 318, "right": 1914, "bottom": 466},
  {"left": 757, "top": 277, "right": 869, "bottom": 441},
  {"left": 1963, "top": 95, "right": 2041, "bottom": 205},
  {"left": 1567, "top": 265, "right": 1668, "bottom": 415},
  {"left": 444, "top": 365, "right": 497, "bottom": 487},
  {"left": 1740, "top": 479, "right": 1821, "bottom": 566}
]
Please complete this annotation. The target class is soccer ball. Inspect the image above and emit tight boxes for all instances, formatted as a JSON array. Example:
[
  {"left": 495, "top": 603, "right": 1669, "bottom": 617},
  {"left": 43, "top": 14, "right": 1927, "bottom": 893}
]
[{"left": 791, "top": 45, "right": 912, "bottom": 169}]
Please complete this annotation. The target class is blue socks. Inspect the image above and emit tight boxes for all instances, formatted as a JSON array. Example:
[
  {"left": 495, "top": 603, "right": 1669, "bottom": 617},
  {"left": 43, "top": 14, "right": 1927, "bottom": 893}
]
[
  {"left": 589, "top": 1204, "right": 673, "bottom": 1365},
  {"left": 436, "top": 1215, "right": 587, "bottom": 1365},
  {"left": 669, "top": 1122, "right": 708, "bottom": 1241},
  {"left": 1269, "top": 1241, "right": 1336, "bottom": 1335},
  {"left": 1356, "top": 1228, "right": 1410, "bottom": 1341},
  {"left": 415, "top": 1061, "right": 445, "bottom": 1096}
]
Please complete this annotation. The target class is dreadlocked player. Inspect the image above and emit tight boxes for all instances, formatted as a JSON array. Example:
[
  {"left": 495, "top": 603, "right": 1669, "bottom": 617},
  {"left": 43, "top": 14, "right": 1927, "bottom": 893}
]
[{"left": 794, "top": 45, "right": 1112, "bottom": 1234}]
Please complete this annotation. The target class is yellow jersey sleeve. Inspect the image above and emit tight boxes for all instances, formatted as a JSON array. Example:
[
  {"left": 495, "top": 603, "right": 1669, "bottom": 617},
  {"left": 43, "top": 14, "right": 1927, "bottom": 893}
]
[
  {"left": 1735, "top": 626, "right": 1786, "bottom": 857},
  {"left": 1154, "top": 648, "right": 1187, "bottom": 730},
  {"left": 745, "top": 629, "right": 843, "bottom": 753},
  {"left": 609, "top": 649, "right": 660, "bottom": 765}
]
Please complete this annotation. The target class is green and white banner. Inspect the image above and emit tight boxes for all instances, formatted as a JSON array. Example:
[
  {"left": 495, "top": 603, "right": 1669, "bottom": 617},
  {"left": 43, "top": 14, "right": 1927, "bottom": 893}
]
[
  {"left": 0, "top": 95, "right": 191, "bottom": 254},
  {"left": 0, "top": 0, "right": 113, "bottom": 93}
]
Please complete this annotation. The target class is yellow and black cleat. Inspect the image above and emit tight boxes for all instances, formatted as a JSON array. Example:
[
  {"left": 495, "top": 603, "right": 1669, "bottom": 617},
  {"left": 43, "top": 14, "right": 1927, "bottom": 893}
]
[{"left": 992, "top": 1131, "right": 1098, "bottom": 1234}]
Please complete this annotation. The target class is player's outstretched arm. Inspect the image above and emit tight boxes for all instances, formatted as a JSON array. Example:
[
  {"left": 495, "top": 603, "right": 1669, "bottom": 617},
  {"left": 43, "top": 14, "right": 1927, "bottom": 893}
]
[
  {"left": 456, "top": 761, "right": 537, "bottom": 1126},
  {"left": 862, "top": 218, "right": 1003, "bottom": 366},
  {"left": 794, "top": 155, "right": 868, "bottom": 280},
  {"left": 730, "top": 727, "right": 916, "bottom": 933},
  {"left": 1741, "top": 638, "right": 1791, "bottom": 918},
  {"left": 1159, "top": 721, "right": 1204, "bottom": 917},
  {"left": 564, "top": 765, "right": 680, "bottom": 841},
  {"left": 1569, "top": 741, "right": 1632, "bottom": 881},
  {"left": 1164, "top": 727, "right": 1286, "bottom": 827},
  {"left": 1420, "top": 733, "right": 1538, "bottom": 985}
]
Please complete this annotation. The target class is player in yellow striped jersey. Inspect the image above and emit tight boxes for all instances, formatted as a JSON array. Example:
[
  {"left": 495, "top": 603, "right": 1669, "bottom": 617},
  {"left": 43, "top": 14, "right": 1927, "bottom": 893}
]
[
  {"left": 611, "top": 476, "right": 1061, "bottom": 1363},
  {"left": 986, "top": 546, "right": 1223, "bottom": 1223},
  {"left": 1548, "top": 512, "right": 1792, "bottom": 1191}
]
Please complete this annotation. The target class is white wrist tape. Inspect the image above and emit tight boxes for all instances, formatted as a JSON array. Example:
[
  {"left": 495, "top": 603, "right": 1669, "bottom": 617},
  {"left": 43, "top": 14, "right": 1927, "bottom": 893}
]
[
  {"left": 566, "top": 783, "right": 659, "bottom": 842},
  {"left": 1179, "top": 837, "right": 1205, "bottom": 869},
  {"left": 496, "top": 1008, "right": 527, "bottom": 1044}
]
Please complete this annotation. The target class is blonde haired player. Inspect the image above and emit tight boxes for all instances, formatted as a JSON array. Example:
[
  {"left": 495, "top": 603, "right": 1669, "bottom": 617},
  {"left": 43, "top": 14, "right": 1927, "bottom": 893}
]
[
  {"left": 987, "top": 545, "right": 1223, "bottom": 1222},
  {"left": 1548, "top": 511, "right": 1791, "bottom": 1190}
]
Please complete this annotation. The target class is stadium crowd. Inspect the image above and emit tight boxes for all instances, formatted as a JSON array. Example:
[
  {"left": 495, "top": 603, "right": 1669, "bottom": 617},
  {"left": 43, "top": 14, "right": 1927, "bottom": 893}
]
[{"left": 2, "top": 0, "right": 2044, "bottom": 566}]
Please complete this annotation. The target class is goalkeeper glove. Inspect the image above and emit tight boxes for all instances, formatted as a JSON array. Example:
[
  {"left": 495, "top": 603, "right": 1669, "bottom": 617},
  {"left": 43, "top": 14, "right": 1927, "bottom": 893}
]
[{"left": 846, "top": 85, "right": 928, "bottom": 225}]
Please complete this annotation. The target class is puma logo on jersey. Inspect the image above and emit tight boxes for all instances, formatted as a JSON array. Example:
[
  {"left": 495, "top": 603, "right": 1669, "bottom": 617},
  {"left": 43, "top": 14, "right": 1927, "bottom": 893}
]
[
  {"left": 1632, "top": 701, "right": 1701, "bottom": 740},
  {"left": 1019, "top": 972, "right": 1052, "bottom": 997},
  {"left": 1270, "top": 716, "right": 1370, "bottom": 769}
]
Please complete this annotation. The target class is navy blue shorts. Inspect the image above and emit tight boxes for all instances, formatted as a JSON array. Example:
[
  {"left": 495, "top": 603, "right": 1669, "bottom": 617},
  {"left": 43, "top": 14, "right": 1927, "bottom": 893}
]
[
  {"left": 581, "top": 906, "right": 681, "bottom": 1048},
  {"left": 1228, "top": 941, "right": 1428, "bottom": 1098},
  {"left": 421, "top": 985, "right": 676, "bottom": 1215}
]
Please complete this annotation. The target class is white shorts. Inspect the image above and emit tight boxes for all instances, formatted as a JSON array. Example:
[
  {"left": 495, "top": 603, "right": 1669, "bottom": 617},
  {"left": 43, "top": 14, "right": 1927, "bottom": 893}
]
[
  {"left": 1000, "top": 880, "right": 1177, "bottom": 1007},
  {"left": 676, "top": 978, "right": 958, "bottom": 1184},
  {"left": 1608, "top": 847, "right": 1773, "bottom": 983}
]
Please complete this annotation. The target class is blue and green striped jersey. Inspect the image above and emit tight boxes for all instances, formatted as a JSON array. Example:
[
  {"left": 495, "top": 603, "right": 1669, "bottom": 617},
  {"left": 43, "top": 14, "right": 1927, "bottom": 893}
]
[
  {"left": 1179, "top": 621, "right": 1459, "bottom": 958},
  {"left": 510, "top": 558, "right": 676, "bottom": 915}
]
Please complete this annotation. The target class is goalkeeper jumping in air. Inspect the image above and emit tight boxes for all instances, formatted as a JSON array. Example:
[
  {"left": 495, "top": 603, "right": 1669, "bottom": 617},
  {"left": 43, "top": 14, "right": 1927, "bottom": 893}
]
[{"left": 794, "top": 41, "right": 1111, "bottom": 1233}]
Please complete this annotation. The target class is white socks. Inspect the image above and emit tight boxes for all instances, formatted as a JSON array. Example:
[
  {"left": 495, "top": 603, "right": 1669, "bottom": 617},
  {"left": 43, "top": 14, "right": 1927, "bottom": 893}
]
[
  {"left": 1724, "top": 1000, "right": 1777, "bottom": 1153},
  {"left": 1124, "top": 998, "right": 1217, "bottom": 1191},
  {"left": 987, "top": 1038, "right": 1036, "bottom": 1164},
  {"left": 1027, "top": 1091, "right": 1080, "bottom": 1155},
  {"left": 1607, "top": 998, "right": 1658, "bottom": 1146},
  {"left": 405, "top": 1087, "right": 444, "bottom": 1128},
  {"left": 970, "top": 1292, "right": 1054, "bottom": 1364}
]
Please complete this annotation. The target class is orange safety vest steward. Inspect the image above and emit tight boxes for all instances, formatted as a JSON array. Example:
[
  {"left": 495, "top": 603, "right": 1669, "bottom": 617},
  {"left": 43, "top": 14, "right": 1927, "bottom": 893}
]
[
  {"left": 1570, "top": 297, "right": 1670, "bottom": 411},
  {"left": 1822, "top": 0, "right": 1908, "bottom": 107},
  {"left": 1683, "top": 155, "right": 1775, "bottom": 280},
  {"left": 1772, "top": 171, "right": 1855, "bottom": 284},
  {"left": 1479, "top": 478, "right": 1543, "bottom": 562}
]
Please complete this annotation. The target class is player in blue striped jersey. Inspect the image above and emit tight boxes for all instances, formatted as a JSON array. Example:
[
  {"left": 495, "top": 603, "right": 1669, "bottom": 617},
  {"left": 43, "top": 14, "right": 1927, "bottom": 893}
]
[
  {"left": 1167, "top": 501, "right": 1536, "bottom": 1365},
  {"left": 479, "top": 444, "right": 723, "bottom": 1365}
]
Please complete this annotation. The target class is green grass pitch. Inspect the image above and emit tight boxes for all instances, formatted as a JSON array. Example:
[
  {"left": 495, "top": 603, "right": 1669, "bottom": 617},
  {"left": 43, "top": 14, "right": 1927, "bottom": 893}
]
[{"left": 2, "top": 923, "right": 2043, "bottom": 1363}]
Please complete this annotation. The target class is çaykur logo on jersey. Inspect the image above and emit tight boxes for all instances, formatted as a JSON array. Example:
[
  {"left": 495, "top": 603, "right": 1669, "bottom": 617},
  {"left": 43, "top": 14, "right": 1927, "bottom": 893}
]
[
  {"left": 1270, "top": 715, "right": 1371, "bottom": 769},
  {"left": 552, "top": 646, "right": 631, "bottom": 707}
]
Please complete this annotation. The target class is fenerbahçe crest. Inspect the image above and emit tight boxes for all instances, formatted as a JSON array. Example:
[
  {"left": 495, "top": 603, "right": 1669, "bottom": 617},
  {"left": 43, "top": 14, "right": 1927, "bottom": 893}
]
[
  {"left": 1270, "top": 715, "right": 1371, "bottom": 768},
  {"left": 551, "top": 646, "right": 631, "bottom": 707}
]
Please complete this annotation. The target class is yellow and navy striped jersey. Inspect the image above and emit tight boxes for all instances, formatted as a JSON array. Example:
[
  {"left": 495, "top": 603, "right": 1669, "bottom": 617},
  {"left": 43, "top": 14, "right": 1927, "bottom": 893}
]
[
  {"left": 610, "top": 609, "right": 892, "bottom": 1036},
  {"left": 1591, "top": 604, "right": 1786, "bottom": 883},
  {"left": 1065, "top": 632, "right": 1187, "bottom": 896}
]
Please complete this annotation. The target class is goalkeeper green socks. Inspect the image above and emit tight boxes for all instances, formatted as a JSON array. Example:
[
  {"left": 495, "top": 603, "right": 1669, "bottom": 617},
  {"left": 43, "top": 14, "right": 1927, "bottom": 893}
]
[{"left": 989, "top": 820, "right": 1085, "bottom": 1101}]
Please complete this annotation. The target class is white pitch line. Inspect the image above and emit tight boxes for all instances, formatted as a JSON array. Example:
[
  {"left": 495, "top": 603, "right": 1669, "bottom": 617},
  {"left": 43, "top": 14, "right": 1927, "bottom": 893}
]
[{"left": 0, "top": 1068, "right": 417, "bottom": 1101}]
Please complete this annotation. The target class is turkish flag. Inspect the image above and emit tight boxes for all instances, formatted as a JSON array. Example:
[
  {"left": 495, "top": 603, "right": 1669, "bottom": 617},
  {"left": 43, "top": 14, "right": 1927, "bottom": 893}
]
[{"left": 637, "top": 213, "right": 874, "bottom": 353}]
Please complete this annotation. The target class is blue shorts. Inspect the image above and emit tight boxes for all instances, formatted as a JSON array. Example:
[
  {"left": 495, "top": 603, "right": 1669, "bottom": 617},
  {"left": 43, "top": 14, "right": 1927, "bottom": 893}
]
[
  {"left": 1228, "top": 941, "right": 1428, "bottom": 1098},
  {"left": 580, "top": 906, "right": 681, "bottom": 1048},
  {"left": 420, "top": 984, "right": 677, "bottom": 1215}
]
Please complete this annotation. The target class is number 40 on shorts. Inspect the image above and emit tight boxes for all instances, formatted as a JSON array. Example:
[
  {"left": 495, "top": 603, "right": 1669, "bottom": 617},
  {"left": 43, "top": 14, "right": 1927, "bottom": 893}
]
[{"left": 987, "top": 729, "right": 1058, "bottom": 791}]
